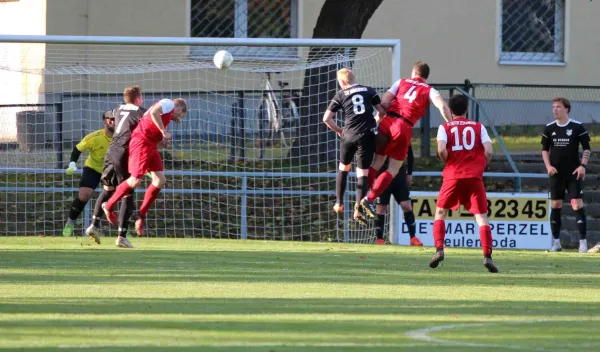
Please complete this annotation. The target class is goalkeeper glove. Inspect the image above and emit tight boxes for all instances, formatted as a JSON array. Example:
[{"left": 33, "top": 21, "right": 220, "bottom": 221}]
[{"left": 66, "top": 161, "right": 77, "bottom": 175}]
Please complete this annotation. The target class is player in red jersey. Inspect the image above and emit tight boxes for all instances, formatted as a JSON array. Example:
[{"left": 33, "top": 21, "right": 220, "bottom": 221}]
[
  {"left": 102, "top": 98, "right": 187, "bottom": 236},
  {"left": 360, "top": 61, "right": 452, "bottom": 218},
  {"left": 429, "top": 94, "right": 498, "bottom": 273}
]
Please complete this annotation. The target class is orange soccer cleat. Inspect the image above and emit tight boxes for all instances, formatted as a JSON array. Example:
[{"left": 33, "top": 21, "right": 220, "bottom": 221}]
[
  {"left": 410, "top": 237, "right": 423, "bottom": 246},
  {"left": 333, "top": 203, "right": 344, "bottom": 214},
  {"left": 375, "top": 238, "right": 385, "bottom": 245}
]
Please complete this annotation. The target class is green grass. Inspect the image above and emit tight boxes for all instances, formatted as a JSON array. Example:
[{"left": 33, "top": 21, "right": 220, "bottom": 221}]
[{"left": 0, "top": 238, "right": 599, "bottom": 351}]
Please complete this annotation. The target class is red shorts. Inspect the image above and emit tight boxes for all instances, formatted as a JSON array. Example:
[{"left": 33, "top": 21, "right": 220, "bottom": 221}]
[
  {"left": 377, "top": 116, "right": 412, "bottom": 161},
  {"left": 128, "top": 138, "right": 163, "bottom": 178},
  {"left": 437, "top": 178, "right": 488, "bottom": 215}
]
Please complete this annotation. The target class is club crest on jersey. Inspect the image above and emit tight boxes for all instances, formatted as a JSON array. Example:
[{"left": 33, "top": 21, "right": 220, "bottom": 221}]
[{"left": 566, "top": 129, "right": 572, "bottom": 136}]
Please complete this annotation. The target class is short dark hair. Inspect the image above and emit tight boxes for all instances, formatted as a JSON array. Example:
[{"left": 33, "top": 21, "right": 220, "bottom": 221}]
[
  {"left": 449, "top": 94, "right": 469, "bottom": 116},
  {"left": 413, "top": 61, "right": 430, "bottom": 79},
  {"left": 553, "top": 97, "right": 571, "bottom": 112},
  {"left": 102, "top": 109, "right": 114, "bottom": 120}
]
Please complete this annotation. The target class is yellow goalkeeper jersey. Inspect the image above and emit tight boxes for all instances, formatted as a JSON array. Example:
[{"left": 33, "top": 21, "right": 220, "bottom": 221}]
[{"left": 76, "top": 129, "right": 112, "bottom": 173}]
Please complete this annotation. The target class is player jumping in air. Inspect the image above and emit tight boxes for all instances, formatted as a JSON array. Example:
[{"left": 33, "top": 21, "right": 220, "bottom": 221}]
[
  {"left": 86, "top": 86, "right": 146, "bottom": 248},
  {"left": 430, "top": 94, "right": 498, "bottom": 273},
  {"left": 542, "top": 97, "right": 591, "bottom": 253},
  {"left": 102, "top": 98, "right": 187, "bottom": 236},
  {"left": 360, "top": 61, "right": 452, "bottom": 218},
  {"left": 322, "top": 68, "right": 386, "bottom": 224},
  {"left": 374, "top": 145, "right": 423, "bottom": 246},
  {"left": 62, "top": 110, "right": 114, "bottom": 239}
]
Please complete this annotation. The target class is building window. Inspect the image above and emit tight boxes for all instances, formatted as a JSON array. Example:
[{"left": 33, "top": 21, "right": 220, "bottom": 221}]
[
  {"left": 190, "top": 0, "right": 297, "bottom": 59},
  {"left": 499, "top": 0, "right": 565, "bottom": 65}
]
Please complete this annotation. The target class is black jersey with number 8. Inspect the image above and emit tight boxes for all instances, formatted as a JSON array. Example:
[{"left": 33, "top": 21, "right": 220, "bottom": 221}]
[{"left": 328, "top": 84, "right": 380, "bottom": 135}]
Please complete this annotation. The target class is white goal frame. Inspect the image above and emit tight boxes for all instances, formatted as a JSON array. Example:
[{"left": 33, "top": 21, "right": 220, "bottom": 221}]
[{"left": 0, "top": 34, "right": 401, "bottom": 242}]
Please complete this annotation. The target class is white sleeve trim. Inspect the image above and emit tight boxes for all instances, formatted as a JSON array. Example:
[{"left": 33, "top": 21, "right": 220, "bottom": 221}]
[
  {"left": 481, "top": 124, "right": 492, "bottom": 143},
  {"left": 159, "top": 99, "right": 174, "bottom": 114},
  {"left": 429, "top": 87, "right": 441, "bottom": 101},
  {"left": 387, "top": 79, "right": 401, "bottom": 95},
  {"left": 437, "top": 125, "right": 447, "bottom": 142}
]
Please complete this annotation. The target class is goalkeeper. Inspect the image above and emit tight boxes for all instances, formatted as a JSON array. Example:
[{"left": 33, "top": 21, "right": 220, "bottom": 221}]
[{"left": 62, "top": 110, "right": 115, "bottom": 238}]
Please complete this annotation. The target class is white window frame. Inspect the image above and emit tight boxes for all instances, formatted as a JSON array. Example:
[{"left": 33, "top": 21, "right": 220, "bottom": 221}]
[
  {"left": 498, "top": 0, "right": 567, "bottom": 66},
  {"left": 188, "top": 0, "right": 299, "bottom": 61}
]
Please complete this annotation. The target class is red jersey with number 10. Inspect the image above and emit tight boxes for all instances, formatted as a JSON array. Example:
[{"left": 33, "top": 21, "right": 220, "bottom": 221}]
[
  {"left": 437, "top": 117, "right": 491, "bottom": 180},
  {"left": 387, "top": 77, "right": 438, "bottom": 125}
]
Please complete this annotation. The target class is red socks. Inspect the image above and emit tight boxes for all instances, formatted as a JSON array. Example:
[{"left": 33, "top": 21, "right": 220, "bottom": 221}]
[
  {"left": 105, "top": 182, "right": 133, "bottom": 211},
  {"left": 479, "top": 225, "right": 493, "bottom": 257},
  {"left": 367, "top": 171, "right": 394, "bottom": 202},
  {"left": 433, "top": 220, "right": 445, "bottom": 249},
  {"left": 139, "top": 184, "right": 162, "bottom": 218}
]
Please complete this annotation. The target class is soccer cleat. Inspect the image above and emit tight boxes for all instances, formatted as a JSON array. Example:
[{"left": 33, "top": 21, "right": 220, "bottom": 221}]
[
  {"left": 62, "top": 223, "right": 74, "bottom": 237},
  {"left": 101, "top": 202, "right": 118, "bottom": 226},
  {"left": 134, "top": 217, "right": 145, "bottom": 236},
  {"left": 484, "top": 257, "right": 499, "bottom": 273},
  {"left": 375, "top": 238, "right": 385, "bottom": 245},
  {"left": 588, "top": 243, "right": 600, "bottom": 254},
  {"left": 550, "top": 241, "right": 562, "bottom": 252},
  {"left": 410, "top": 237, "right": 423, "bottom": 246},
  {"left": 353, "top": 204, "right": 368, "bottom": 226},
  {"left": 116, "top": 236, "right": 135, "bottom": 248},
  {"left": 85, "top": 224, "right": 102, "bottom": 245},
  {"left": 429, "top": 250, "right": 445, "bottom": 269},
  {"left": 579, "top": 241, "right": 588, "bottom": 253},
  {"left": 360, "top": 197, "right": 377, "bottom": 219},
  {"left": 332, "top": 203, "right": 344, "bottom": 214}
]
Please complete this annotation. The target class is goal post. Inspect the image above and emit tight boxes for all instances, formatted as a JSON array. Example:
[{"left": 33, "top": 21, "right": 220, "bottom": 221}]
[{"left": 0, "top": 34, "right": 401, "bottom": 242}]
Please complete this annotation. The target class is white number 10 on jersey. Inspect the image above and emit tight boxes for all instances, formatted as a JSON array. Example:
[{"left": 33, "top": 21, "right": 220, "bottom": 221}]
[{"left": 450, "top": 126, "right": 475, "bottom": 151}]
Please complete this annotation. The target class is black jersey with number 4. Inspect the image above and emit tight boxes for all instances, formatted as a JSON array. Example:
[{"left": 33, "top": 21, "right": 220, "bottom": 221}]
[
  {"left": 328, "top": 84, "right": 380, "bottom": 135},
  {"left": 541, "top": 119, "right": 591, "bottom": 175},
  {"left": 109, "top": 104, "right": 147, "bottom": 151}
]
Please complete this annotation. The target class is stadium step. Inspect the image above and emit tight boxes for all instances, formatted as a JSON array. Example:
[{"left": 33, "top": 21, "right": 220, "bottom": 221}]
[{"left": 562, "top": 205, "right": 600, "bottom": 218}]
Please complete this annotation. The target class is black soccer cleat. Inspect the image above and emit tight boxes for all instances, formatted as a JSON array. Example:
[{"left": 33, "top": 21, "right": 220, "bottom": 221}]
[
  {"left": 429, "top": 250, "right": 445, "bottom": 269},
  {"left": 360, "top": 197, "right": 377, "bottom": 219},
  {"left": 484, "top": 257, "right": 499, "bottom": 273},
  {"left": 353, "top": 204, "right": 369, "bottom": 226}
]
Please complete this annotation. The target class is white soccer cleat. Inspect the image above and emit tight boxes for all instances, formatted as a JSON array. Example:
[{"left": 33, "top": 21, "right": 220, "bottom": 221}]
[
  {"left": 579, "top": 240, "right": 588, "bottom": 253},
  {"left": 116, "top": 236, "right": 135, "bottom": 248},
  {"left": 550, "top": 241, "right": 562, "bottom": 252},
  {"left": 588, "top": 243, "right": 600, "bottom": 254},
  {"left": 85, "top": 225, "right": 102, "bottom": 244}
]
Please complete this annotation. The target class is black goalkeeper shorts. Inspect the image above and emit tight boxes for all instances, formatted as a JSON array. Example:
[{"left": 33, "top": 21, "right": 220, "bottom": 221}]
[{"left": 79, "top": 167, "right": 102, "bottom": 189}]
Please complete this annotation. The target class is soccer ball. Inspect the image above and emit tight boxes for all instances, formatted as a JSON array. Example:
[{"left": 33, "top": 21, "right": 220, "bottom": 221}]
[{"left": 213, "top": 50, "right": 233, "bottom": 70}]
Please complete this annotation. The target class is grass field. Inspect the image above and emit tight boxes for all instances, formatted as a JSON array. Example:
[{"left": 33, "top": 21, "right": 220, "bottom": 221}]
[{"left": 0, "top": 238, "right": 599, "bottom": 351}]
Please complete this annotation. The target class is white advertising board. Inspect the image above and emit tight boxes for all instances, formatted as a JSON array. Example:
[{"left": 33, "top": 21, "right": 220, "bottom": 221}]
[{"left": 392, "top": 192, "right": 551, "bottom": 250}]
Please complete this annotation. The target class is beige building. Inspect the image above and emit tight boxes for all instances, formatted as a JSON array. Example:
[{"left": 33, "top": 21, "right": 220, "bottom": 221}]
[
  {"left": 3, "top": 0, "right": 597, "bottom": 84},
  {"left": 1, "top": 0, "right": 599, "bottom": 143}
]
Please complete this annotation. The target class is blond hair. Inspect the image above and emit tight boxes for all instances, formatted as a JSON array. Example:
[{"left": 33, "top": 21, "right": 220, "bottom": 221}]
[{"left": 336, "top": 68, "right": 355, "bottom": 85}]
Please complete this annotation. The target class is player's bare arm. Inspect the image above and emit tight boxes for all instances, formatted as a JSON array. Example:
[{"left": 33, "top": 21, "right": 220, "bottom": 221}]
[
  {"left": 374, "top": 104, "right": 386, "bottom": 124},
  {"left": 322, "top": 110, "right": 343, "bottom": 136},
  {"left": 437, "top": 140, "right": 448, "bottom": 163},
  {"left": 432, "top": 95, "right": 452, "bottom": 122},
  {"left": 483, "top": 141, "right": 493, "bottom": 164},
  {"left": 149, "top": 103, "right": 170, "bottom": 140},
  {"left": 380, "top": 91, "right": 395, "bottom": 111},
  {"left": 541, "top": 150, "right": 557, "bottom": 176}
]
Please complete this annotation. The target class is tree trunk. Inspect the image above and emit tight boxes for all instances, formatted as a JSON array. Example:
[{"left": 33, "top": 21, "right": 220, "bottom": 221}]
[{"left": 288, "top": 0, "right": 384, "bottom": 167}]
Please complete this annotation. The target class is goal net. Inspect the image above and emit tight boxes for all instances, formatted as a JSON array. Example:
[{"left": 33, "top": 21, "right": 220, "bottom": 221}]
[{"left": 0, "top": 37, "right": 399, "bottom": 242}]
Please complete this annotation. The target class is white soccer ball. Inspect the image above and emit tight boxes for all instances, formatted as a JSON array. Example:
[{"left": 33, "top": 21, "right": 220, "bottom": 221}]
[{"left": 213, "top": 50, "right": 233, "bottom": 70}]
